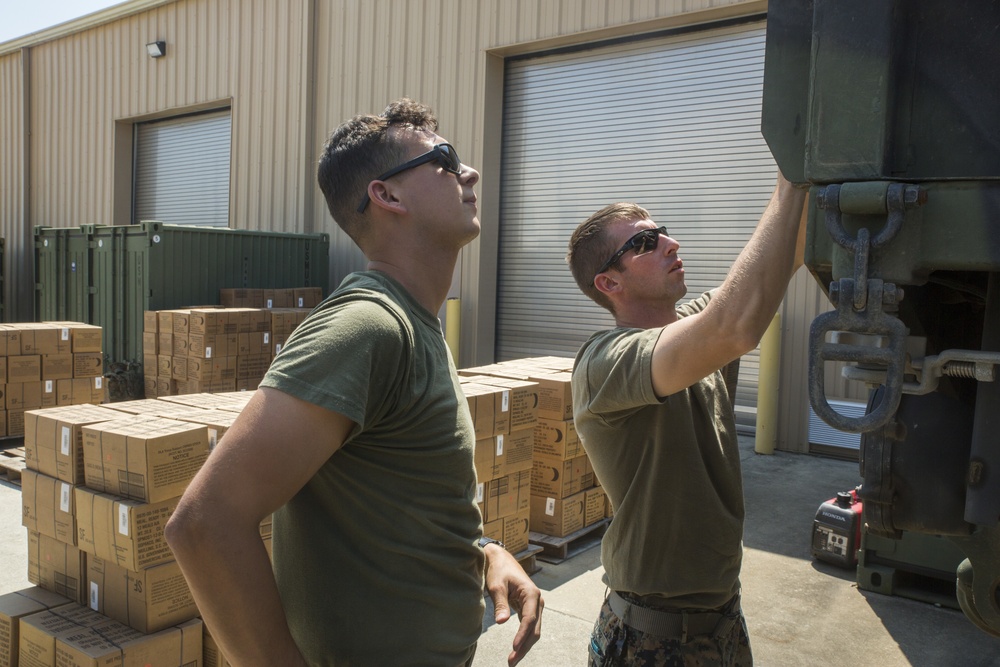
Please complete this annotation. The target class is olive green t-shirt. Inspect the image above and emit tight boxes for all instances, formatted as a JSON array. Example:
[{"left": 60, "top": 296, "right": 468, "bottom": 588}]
[
  {"left": 260, "top": 271, "right": 483, "bottom": 666},
  {"left": 572, "top": 290, "right": 744, "bottom": 610}
]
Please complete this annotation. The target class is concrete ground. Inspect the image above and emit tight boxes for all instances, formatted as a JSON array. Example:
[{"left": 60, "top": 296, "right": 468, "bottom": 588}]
[{"left": 3, "top": 435, "right": 1000, "bottom": 666}]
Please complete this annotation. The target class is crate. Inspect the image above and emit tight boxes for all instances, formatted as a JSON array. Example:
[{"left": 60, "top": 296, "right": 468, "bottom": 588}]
[{"left": 35, "top": 222, "right": 329, "bottom": 389}]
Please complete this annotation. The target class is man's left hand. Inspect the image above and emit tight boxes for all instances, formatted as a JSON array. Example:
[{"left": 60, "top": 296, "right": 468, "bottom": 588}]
[{"left": 483, "top": 544, "right": 544, "bottom": 666}]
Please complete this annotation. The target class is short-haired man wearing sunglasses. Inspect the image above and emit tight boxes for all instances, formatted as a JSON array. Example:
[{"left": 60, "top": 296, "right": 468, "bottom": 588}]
[
  {"left": 566, "top": 174, "right": 807, "bottom": 665},
  {"left": 167, "top": 98, "right": 543, "bottom": 667}
]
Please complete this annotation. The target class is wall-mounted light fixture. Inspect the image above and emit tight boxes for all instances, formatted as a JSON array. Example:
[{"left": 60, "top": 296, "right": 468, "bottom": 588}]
[{"left": 146, "top": 41, "right": 166, "bottom": 58}]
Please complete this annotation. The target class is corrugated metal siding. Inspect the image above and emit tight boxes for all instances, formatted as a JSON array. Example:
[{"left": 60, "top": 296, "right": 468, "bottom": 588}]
[
  {"left": 0, "top": 52, "right": 24, "bottom": 318},
  {"left": 12, "top": 0, "right": 311, "bottom": 240},
  {"left": 495, "top": 21, "right": 775, "bottom": 431}
]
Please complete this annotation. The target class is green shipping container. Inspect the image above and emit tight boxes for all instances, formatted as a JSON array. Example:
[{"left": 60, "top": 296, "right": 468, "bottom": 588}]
[{"left": 35, "top": 222, "right": 330, "bottom": 394}]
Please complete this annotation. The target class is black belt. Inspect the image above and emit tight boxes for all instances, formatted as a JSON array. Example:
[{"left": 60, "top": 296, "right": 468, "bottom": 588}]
[{"left": 607, "top": 590, "right": 738, "bottom": 642}]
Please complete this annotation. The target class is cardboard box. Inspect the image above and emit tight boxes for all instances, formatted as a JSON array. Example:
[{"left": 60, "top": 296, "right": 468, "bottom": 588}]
[
  {"left": 9, "top": 410, "right": 25, "bottom": 437},
  {"left": 143, "top": 311, "right": 159, "bottom": 333},
  {"left": 170, "top": 409, "right": 239, "bottom": 450},
  {"left": 263, "top": 289, "right": 295, "bottom": 309},
  {"left": 82, "top": 417, "right": 209, "bottom": 503},
  {"left": 189, "top": 309, "right": 233, "bottom": 336},
  {"left": 46, "top": 323, "right": 103, "bottom": 354},
  {"left": 157, "top": 392, "right": 253, "bottom": 413},
  {"left": 235, "top": 353, "right": 270, "bottom": 380},
  {"left": 72, "top": 354, "right": 103, "bottom": 379},
  {"left": 187, "top": 356, "right": 237, "bottom": 382},
  {"left": 40, "top": 381, "right": 57, "bottom": 408},
  {"left": 460, "top": 375, "right": 538, "bottom": 431},
  {"left": 2, "top": 326, "right": 22, "bottom": 356},
  {"left": 236, "top": 332, "right": 271, "bottom": 357},
  {"left": 188, "top": 334, "right": 237, "bottom": 360},
  {"left": 40, "top": 355, "right": 74, "bottom": 382},
  {"left": 585, "top": 486, "right": 607, "bottom": 527},
  {"left": 0, "top": 357, "right": 6, "bottom": 384},
  {"left": 52, "top": 378, "right": 106, "bottom": 407},
  {"left": 460, "top": 383, "right": 497, "bottom": 440},
  {"left": 171, "top": 334, "right": 189, "bottom": 357},
  {"left": 530, "top": 490, "right": 586, "bottom": 537},
  {"left": 156, "top": 333, "right": 173, "bottom": 361},
  {"left": 74, "top": 488, "right": 178, "bottom": 571},
  {"left": 8, "top": 357, "right": 41, "bottom": 384},
  {"left": 26, "top": 532, "right": 87, "bottom": 605},
  {"left": 293, "top": 287, "right": 323, "bottom": 308},
  {"left": 532, "top": 418, "right": 582, "bottom": 460},
  {"left": 531, "top": 453, "right": 591, "bottom": 499},
  {"left": 0, "top": 587, "right": 70, "bottom": 667},
  {"left": 219, "top": 288, "right": 264, "bottom": 308},
  {"left": 142, "top": 332, "right": 159, "bottom": 355},
  {"left": 87, "top": 557, "right": 198, "bottom": 634},
  {"left": 480, "top": 470, "right": 531, "bottom": 522},
  {"left": 171, "top": 310, "right": 191, "bottom": 337},
  {"left": 23, "top": 405, "right": 128, "bottom": 485},
  {"left": 460, "top": 380, "right": 510, "bottom": 435},
  {"left": 7, "top": 383, "right": 42, "bottom": 411},
  {"left": 473, "top": 427, "right": 534, "bottom": 483},
  {"left": 18, "top": 604, "right": 202, "bottom": 667},
  {"left": 502, "top": 508, "right": 531, "bottom": 556},
  {"left": 21, "top": 469, "right": 77, "bottom": 546}
]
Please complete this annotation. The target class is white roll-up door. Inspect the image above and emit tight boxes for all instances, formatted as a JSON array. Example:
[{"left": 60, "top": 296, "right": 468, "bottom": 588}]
[
  {"left": 134, "top": 110, "right": 232, "bottom": 227},
  {"left": 497, "top": 19, "right": 773, "bottom": 428}
]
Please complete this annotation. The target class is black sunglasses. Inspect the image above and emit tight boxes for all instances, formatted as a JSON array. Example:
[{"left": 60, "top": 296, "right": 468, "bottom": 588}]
[
  {"left": 593, "top": 226, "right": 668, "bottom": 282},
  {"left": 356, "top": 143, "right": 463, "bottom": 213}
]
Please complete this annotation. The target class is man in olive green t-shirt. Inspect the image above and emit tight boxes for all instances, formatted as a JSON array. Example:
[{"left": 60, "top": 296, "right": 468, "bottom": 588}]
[
  {"left": 167, "top": 99, "right": 543, "bottom": 666},
  {"left": 566, "top": 176, "right": 807, "bottom": 665}
]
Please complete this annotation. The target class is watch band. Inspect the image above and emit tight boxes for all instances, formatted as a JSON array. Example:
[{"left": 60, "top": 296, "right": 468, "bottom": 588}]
[{"left": 478, "top": 536, "right": 506, "bottom": 550}]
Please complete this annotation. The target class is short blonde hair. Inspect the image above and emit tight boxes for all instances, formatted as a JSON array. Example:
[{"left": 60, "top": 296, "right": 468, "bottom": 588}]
[{"left": 566, "top": 202, "right": 650, "bottom": 314}]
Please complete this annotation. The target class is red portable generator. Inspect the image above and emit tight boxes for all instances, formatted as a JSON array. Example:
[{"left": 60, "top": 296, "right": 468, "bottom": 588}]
[{"left": 811, "top": 487, "right": 863, "bottom": 568}]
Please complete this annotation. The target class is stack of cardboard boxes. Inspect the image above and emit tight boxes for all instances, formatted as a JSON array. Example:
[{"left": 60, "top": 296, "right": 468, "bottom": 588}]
[
  {"left": 460, "top": 357, "right": 610, "bottom": 542},
  {"left": 458, "top": 375, "right": 539, "bottom": 556},
  {"left": 219, "top": 287, "right": 323, "bottom": 310},
  {"left": 0, "top": 323, "right": 106, "bottom": 438},
  {"left": 11, "top": 393, "right": 264, "bottom": 666},
  {"left": 142, "top": 305, "right": 313, "bottom": 399}
]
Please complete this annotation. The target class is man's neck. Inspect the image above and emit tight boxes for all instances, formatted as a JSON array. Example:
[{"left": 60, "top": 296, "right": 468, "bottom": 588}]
[
  {"left": 367, "top": 256, "right": 457, "bottom": 316},
  {"left": 614, "top": 303, "right": 680, "bottom": 330}
]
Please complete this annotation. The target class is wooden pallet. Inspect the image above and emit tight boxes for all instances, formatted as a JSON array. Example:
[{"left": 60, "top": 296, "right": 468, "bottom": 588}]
[
  {"left": 514, "top": 544, "right": 544, "bottom": 576},
  {"left": 0, "top": 447, "right": 26, "bottom": 486},
  {"left": 529, "top": 519, "right": 609, "bottom": 564}
]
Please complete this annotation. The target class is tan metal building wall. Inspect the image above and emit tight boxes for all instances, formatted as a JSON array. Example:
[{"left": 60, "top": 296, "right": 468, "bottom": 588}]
[{"left": 1, "top": 0, "right": 848, "bottom": 452}]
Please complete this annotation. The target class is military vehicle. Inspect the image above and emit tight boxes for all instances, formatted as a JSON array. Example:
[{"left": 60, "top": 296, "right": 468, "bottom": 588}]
[{"left": 762, "top": 0, "right": 1000, "bottom": 636}]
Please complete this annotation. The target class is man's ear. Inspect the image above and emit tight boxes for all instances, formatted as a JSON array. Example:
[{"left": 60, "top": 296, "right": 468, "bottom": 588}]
[
  {"left": 593, "top": 272, "right": 620, "bottom": 296},
  {"left": 366, "top": 180, "right": 407, "bottom": 214}
]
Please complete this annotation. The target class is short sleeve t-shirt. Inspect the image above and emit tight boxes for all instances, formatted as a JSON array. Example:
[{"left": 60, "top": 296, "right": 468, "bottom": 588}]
[
  {"left": 572, "top": 290, "right": 744, "bottom": 610},
  {"left": 260, "top": 271, "right": 483, "bottom": 666}
]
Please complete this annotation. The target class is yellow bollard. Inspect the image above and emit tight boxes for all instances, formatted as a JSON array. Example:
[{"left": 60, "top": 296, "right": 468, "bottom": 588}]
[
  {"left": 445, "top": 298, "right": 461, "bottom": 367},
  {"left": 754, "top": 313, "right": 782, "bottom": 454}
]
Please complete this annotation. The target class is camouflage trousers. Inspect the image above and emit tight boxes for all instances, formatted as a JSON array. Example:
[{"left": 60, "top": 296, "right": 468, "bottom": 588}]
[{"left": 587, "top": 593, "right": 752, "bottom": 667}]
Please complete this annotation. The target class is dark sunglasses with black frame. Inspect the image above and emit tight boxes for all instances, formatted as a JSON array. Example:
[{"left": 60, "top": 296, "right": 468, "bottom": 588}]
[
  {"left": 356, "top": 143, "right": 463, "bottom": 213},
  {"left": 593, "top": 226, "right": 668, "bottom": 284}
]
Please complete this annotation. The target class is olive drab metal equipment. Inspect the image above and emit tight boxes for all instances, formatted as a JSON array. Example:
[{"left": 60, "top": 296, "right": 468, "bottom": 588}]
[{"left": 762, "top": 0, "right": 1000, "bottom": 637}]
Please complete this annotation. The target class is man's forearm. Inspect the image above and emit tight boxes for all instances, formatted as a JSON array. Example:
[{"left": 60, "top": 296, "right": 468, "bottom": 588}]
[
  {"left": 167, "top": 516, "right": 308, "bottom": 667},
  {"left": 710, "top": 175, "right": 807, "bottom": 351}
]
